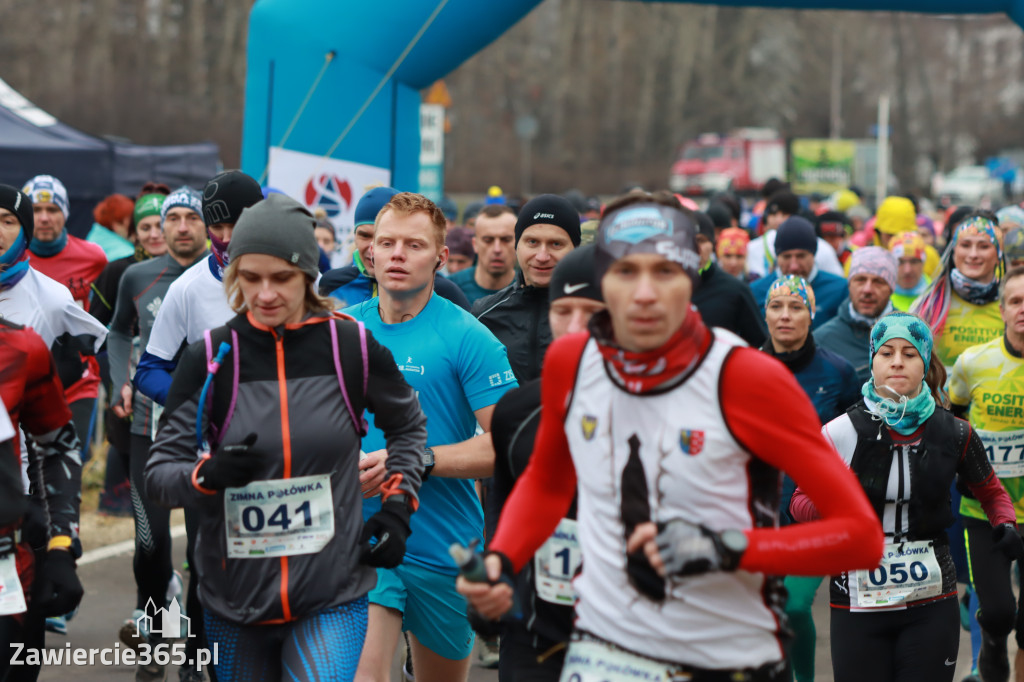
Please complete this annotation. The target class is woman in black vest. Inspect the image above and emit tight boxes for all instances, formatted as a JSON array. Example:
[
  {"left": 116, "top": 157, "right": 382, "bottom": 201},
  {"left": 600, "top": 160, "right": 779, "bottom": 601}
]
[{"left": 790, "top": 310, "right": 1021, "bottom": 682}]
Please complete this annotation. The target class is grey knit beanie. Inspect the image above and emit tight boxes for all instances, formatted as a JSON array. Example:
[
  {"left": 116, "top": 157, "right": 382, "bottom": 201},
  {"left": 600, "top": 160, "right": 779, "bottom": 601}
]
[{"left": 228, "top": 194, "right": 319, "bottom": 279}]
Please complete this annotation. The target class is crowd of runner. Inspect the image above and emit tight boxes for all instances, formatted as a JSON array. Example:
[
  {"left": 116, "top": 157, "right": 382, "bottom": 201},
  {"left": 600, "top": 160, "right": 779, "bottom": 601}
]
[{"left": 1, "top": 169, "right": 1024, "bottom": 682}]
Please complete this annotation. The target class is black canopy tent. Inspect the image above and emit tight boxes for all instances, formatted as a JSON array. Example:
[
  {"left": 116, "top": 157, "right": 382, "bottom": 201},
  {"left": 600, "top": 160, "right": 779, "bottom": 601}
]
[{"left": 0, "top": 78, "right": 219, "bottom": 237}]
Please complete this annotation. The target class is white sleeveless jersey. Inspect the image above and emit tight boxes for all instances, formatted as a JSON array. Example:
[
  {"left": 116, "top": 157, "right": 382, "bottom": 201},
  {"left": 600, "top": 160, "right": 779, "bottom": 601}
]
[{"left": 564, "top": 329, "right": 785, "bottom": 669}]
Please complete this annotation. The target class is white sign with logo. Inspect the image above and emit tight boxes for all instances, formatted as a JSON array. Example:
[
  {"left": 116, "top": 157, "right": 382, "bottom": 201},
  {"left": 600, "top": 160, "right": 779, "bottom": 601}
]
[
  {"left": 419, "top": 104, "right": 444, "bottom": 202},
  {"left": 266, "top": 147, "right": 391, "bottom": 262}
]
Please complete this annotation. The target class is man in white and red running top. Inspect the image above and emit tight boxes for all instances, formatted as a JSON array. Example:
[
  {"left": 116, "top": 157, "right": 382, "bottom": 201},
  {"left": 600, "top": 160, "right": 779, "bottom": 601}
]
[
  {"left": 22, "top": 174, "right": 107, "bottom": 449},
  {"left": 459, "top": 191, "right": 884, "bottom": 681}
]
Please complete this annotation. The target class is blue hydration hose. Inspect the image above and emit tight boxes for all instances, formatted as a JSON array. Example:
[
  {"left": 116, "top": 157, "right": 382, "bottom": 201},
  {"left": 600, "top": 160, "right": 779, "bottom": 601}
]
[{"left": 196, "top": 342, "right": 232, "bottom": 452}]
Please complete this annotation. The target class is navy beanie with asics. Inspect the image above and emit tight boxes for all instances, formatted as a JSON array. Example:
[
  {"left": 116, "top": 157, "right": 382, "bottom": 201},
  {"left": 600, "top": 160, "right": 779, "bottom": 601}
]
[
  {"left": 774, "top": 216, "right": 818, "bottom": 255},
  {"left": 354, "top": 187, "right": 400, "bottom": 227},
  {"left": 515, "top": 194, "right": 581, "bottom": 247}
]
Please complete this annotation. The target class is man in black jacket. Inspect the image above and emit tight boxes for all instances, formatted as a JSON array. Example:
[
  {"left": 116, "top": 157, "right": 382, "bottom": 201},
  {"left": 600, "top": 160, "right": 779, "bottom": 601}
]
[
  {"left": 472, "top": 194, "right": 580, "bottom": 382},
  {"left": 691, "top": 211, "right": 767, "bottom": 347},
  {"left": 487, "top": 245, "right": 604, "bottom": 681}
]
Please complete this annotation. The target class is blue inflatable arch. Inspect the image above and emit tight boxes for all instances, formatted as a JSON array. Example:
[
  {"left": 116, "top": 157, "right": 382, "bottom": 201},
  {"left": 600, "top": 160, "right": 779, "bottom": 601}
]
[{"left": 241, "top": 0, "right": 1024, "bottom": 193}]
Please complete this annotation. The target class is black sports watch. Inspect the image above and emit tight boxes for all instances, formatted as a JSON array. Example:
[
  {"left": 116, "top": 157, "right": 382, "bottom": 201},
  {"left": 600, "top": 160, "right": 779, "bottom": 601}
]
[
  {"left": 718, "top": 529, "right": 748, "bottom": 571},
  {"left": 422, "top": 447, "right": 435, "bottom": 479}
]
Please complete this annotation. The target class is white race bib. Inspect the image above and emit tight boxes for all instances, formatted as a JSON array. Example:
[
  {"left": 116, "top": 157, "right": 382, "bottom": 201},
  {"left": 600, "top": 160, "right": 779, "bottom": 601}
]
[
  {"left": 224, "top": 474, "right": 334, "bottom": 559},
  {"left": 559, "top": 637, "right": 675, "bottom": 682},
  {"left": 535, "top": 518, "right": 581, "bottom": 605},
  {"left": 852, "top": 541, "right": 942, "bottom": 609},
  {"left": 0, "top": 553, "right": 26, "bottom": 616},
  {"left": 977, "top": 429, "right": 1024, "bottom": 478}
]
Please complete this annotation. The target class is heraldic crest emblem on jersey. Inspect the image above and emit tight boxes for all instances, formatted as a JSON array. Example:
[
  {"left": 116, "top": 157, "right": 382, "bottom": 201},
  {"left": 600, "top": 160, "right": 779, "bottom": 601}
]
[
  {"left": 581, "top": 415, "right": 598, "bottom": 441},
  {"left": 680, "top": 429, "right": 704, "bottom": 455}
]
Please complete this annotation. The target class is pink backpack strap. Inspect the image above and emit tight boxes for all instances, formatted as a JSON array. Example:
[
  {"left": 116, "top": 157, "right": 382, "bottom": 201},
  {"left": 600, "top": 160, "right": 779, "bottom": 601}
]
[
  {"left": 204, "top": 328, "right": 240, "bottom": 447},
  {"left": 330, "top": 319, "right": 367, "bottom": 435}
]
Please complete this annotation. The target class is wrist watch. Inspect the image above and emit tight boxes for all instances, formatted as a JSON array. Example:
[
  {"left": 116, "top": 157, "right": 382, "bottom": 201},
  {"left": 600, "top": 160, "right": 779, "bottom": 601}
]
[
  {"left": 719, "top": 529, "right": 748, "bottom": 570},
  {"left": 422, "top": 447, "right": 435, "bottom": 477}
]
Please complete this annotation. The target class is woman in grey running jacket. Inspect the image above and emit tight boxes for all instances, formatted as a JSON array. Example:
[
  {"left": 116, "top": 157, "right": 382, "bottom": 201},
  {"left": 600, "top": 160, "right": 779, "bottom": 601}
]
[{"left": 146, "top": 194, "right": 426, "bottom": 681}]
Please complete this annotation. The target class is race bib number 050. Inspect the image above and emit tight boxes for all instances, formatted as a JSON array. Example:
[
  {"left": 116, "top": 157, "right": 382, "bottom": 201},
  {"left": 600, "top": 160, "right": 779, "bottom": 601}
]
[
  {"left": 852, "top": 540, "right": 941, "bottom": 609},
  {"left": 224, "top": 474, "right": 334, "bottom": 559}
]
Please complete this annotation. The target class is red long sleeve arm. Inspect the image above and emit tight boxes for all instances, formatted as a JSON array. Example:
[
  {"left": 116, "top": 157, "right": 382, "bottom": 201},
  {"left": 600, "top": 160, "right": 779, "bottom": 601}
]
[
  {"left": 960, "top": 424, "right": 1017, "bottom": 526},
  {"left": 488, "top": 334, "right": 587, "bottom": 572},
  {"left": 722, "top": 348, "right": 883, "bottom": 576}
]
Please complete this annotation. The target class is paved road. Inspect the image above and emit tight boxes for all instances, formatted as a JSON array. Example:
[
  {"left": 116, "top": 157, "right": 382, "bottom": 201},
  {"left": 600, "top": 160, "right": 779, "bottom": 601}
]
[
  {"left": 33, "top": 530, "right": 499, "bottom": 681},
  {"left": 27, "top": 532, "right": 987, "bottom": 680}
]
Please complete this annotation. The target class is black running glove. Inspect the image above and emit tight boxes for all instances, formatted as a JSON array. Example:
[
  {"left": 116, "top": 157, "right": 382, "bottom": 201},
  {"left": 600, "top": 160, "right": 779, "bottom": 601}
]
[
  {"left": 993, "top": 523, "right": 1024, "bottom": 560},
  {"left": 34, "top": 550, "right": 84, "bottom": 616},
  {"left": 359, "top": 499, "right": 412, "bottom": 568},
  {"left": 194, "top": 433, "right": 263, "bottom": 490},
  {"left": 626, "top": 549, "right": 666, "bottom": 601},
  {"left": 655, "top": 519, "right": 745, "bottom": 576}
]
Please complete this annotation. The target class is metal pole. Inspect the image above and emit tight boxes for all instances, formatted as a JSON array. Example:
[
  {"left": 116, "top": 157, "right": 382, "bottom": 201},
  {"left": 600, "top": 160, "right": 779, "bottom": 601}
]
[
  {"left": 830, "top": 24, "right": 843, "bottom": 139},
  {"left": 876, "top": 94, "right": 890, "bottom": 203},
  {"left": 521, "top": 137, "right": 531, "bottom": 195}
]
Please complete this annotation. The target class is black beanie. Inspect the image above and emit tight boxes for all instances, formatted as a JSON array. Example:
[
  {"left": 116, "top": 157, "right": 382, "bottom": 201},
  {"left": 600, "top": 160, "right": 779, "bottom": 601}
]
[
  {"left": 775, "top": 216, "right": 818, "bottom": 255},
  {"left": 549, "top": 244, "right": 602, "bottom": 303},
  {"left": 706, "top": 202, "right": 733, "bottom": 229},
  {"left": 765, "top": 190, "right": 800, "bottom": 218},
  {"left": 515, "top": 194, "right": 581, "bottom": 247},
  {"left": 0, "top": 184, "right": 33, "bottom": 241},
  {"left": 202, "top": 170, "right": 264, "bottom": 227},
  {"left": 694, "top": 211, "right": 716, "bottom": 242}
]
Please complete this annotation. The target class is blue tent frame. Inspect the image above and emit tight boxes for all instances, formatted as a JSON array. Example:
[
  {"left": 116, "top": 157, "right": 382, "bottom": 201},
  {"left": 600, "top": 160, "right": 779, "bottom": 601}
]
[{"left": 241, "top": 1, "right": 1024, "bottom": 191}]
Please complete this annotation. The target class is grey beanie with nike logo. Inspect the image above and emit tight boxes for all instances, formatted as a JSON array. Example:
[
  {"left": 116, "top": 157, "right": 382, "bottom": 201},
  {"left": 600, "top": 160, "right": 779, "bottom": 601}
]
[{"left": 549, "top": 244, "right": 602, "bottom": 303}]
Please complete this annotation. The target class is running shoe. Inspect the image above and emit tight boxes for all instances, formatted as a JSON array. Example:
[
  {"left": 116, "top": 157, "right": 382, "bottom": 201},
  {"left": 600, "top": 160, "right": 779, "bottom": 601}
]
[
  {"left": 44, "top": 615, "right": 67, "bottom": 635},
  {"left": 120, "top": 608, "right": 149, "bottom": 650},
  {"left": 477, "top": 635, "right": 500, "bottom": 669}
]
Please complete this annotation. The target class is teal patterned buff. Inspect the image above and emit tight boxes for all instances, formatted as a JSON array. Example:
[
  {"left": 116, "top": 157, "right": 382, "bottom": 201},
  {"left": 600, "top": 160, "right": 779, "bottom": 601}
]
[{"left": 868, "top": 311, "right": 933, "bottom": 368}]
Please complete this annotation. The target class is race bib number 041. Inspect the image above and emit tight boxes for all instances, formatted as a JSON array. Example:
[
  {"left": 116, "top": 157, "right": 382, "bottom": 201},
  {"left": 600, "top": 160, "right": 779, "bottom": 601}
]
[
  {"left": 224, "top": 474, "right": 334, "bottom": 559},
  {"left": 977, "top": 429, "right": 1024, "bottom": 479},
  {"left": 852, "top": 540, "right": 941, "bottom": 609}
]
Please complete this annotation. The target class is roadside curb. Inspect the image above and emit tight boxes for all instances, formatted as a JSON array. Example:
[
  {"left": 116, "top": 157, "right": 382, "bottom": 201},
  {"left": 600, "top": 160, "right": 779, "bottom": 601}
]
[{"left": 79, "top": 524, "right": 187, "bottom": 566}]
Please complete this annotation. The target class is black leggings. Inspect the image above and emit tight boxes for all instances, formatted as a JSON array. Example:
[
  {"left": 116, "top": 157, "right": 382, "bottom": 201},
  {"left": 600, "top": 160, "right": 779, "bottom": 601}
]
[
  {"left": 830, "top": 599, "right": 960, "bottom": 682},
  {"left": 129, "top": 434, "right": 173, "bottom": 617},
  {"left": 498, "top": 629, "right": 566, "bottom": 682},
  {"left": 964, "top": 516, "right": 1024, "bottom": 646}
]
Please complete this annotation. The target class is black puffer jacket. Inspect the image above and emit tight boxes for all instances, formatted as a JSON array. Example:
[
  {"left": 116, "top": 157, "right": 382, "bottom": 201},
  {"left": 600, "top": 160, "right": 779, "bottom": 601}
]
[{"left": 472, "top": 275, "right": 551, "bottom": 383}]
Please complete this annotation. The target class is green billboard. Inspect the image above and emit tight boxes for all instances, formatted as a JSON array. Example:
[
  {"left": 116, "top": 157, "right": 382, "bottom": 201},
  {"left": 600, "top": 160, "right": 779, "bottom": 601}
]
[{"left": 791, "top": 139, "right": 856, "bottom": 194}]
